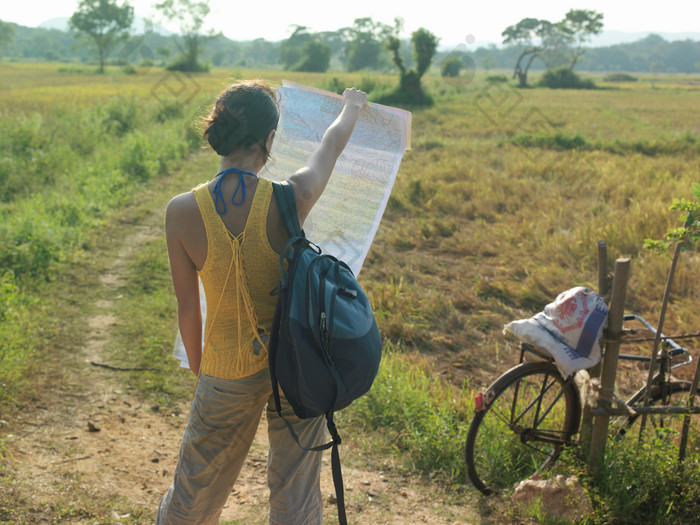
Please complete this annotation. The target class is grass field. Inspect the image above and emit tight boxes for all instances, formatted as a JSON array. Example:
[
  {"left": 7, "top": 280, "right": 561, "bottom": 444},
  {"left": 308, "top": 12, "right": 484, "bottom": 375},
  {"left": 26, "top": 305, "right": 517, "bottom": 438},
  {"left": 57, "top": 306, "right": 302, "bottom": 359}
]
[{"left": 1, "top": 62, "right": 699, "bottom": 523}]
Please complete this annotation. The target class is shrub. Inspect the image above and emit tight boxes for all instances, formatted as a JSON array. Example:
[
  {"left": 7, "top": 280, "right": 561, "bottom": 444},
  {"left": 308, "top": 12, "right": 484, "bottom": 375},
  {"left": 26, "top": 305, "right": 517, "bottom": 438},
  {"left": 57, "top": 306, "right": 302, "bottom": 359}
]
[
  {"left": 0, "top": 271, "right": 20, "bottom": 322},
  {"left": 166, "top": 56, "right": 209, "bottom": 73},
  {"left": 509, "top": 132, "right": 589, "bottom": 151},
  {"left": 7, "top": 113, "right": 48, "bottom": 158},
  {"left": 372, "top": 85, "right": 434, "bottom": 107},
  {"left": 155, "top": 99, "right": 184, "bottom": 123},
  {"left": 357, "top": 75, "right": 387, "bottom": 94},
  {"left": 320, "top": 74, "right": 390, "bottom": 95},
  {"left": 0, "top": 269, "right": 34, "bottom": 408},
  {"left": 0, "top": 157, "right": 21, "bottom": 202},
  {"left": 603, "top": 72, "right": 638, "bottom": 82},
  {"left": 321, "top": 77, "right": 345, "bottom": 95},
  {"left": 441, "top": 56, "right": 463, "bottom": 78},
  {"left": 0, "top": 219, "right": 62, "bottom": 280},
  {"left": 57, "top": 66, "right": 89, "bottom": 74},
  {"left": 120, "top": 133, "right": 158, "bottom": 182},
  {"left": 582, "top": 433, "right": 700, "bottom": 523},
  {"left": 102, "top": 96, "right": 141, "bottom": 136},
  {"left": 538, "top": 67, "right": 596, "bottom": 89},
  {"left": 485, "top": 73, "right": 509, "bottom": 83}
]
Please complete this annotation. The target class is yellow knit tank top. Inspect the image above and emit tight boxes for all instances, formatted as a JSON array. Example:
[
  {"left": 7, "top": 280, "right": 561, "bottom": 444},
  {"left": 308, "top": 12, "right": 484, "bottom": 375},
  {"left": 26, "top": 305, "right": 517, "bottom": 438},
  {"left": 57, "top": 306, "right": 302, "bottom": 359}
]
[{"left": 193, "top": 178, "right": 280, "bottom": 380}]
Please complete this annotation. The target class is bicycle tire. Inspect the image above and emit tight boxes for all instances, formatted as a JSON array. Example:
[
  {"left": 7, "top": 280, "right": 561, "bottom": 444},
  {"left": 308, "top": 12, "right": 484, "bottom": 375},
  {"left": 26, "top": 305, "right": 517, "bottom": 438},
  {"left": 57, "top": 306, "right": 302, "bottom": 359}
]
[
  {"left": 614, "top": 381, "right": 698, "bottom": 449},
  {"left": 465, "top": 360, "right": 581, "bottom": 495}
]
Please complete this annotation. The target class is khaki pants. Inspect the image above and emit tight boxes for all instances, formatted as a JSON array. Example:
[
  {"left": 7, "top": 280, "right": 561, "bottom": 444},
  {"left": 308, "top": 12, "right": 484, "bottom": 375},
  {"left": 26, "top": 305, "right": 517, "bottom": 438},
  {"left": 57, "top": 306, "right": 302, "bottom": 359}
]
[{"left": 156, "top": 368, "right": 327, "bottom": 525}]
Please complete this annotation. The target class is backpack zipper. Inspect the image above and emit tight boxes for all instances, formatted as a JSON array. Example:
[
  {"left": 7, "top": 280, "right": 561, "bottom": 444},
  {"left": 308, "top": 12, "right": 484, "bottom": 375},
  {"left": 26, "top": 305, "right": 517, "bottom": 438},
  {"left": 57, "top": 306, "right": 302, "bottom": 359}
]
[{"left": 320, "top": 311, "right": 330, "bottom": 355}]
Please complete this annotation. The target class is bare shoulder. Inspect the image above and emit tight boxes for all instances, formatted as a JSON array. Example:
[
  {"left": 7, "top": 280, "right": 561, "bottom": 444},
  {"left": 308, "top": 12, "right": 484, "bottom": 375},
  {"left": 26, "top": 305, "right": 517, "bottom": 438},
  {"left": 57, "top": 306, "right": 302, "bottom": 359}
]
[
  {"left": 167, "top": 191, "right": 198, "bottom": 212},
  {"left": 165, "top": 190, "right": 207, "bottom": 269},
  {"left": 165, "top": 191, "right": 204, "bottom": 242},
  {"left": 166, "top": 192, "right": 198, "bottom": 222}
]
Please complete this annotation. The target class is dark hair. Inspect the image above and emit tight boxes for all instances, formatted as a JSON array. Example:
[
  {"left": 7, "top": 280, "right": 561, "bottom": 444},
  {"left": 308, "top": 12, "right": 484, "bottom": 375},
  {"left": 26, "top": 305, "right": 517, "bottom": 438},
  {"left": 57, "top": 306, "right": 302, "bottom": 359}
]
[{"left": 202, "top": 80, "right": 279, "bottom": 162}]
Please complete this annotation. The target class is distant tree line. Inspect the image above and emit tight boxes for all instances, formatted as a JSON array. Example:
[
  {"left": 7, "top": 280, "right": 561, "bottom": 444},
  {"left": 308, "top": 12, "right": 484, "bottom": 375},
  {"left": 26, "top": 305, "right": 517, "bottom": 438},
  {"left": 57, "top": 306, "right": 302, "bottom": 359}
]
[
  {"left": 2, "top": 17, "right": 700, "bottom": 75},
  {"left": 435, "top": 34, "right": 700, "bottom": 76},
  {"left": 579, "top": 34, "right": 700, "bottom": 73}
]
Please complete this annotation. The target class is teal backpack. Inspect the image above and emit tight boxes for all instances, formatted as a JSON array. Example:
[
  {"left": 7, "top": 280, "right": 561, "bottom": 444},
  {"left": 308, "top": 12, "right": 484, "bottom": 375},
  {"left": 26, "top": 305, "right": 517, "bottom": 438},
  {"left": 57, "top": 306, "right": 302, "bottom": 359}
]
[{"left": 268, "top": 181, "right": 382, "bottom": 525}]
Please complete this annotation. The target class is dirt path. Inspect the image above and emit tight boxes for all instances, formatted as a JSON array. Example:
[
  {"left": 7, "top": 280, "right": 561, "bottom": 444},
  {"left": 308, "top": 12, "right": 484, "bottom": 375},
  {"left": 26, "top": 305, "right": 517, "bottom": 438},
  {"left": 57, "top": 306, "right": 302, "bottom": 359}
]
[{"left": 1, "top": 169, "right": 486, "bottom": 524}]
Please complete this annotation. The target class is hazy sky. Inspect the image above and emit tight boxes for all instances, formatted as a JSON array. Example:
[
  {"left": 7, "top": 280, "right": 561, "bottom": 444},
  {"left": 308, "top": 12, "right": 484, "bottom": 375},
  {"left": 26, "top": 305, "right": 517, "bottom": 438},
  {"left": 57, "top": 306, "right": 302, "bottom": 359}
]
[{"left": 3, "top": 1, "right": 700, "bottom": 46}]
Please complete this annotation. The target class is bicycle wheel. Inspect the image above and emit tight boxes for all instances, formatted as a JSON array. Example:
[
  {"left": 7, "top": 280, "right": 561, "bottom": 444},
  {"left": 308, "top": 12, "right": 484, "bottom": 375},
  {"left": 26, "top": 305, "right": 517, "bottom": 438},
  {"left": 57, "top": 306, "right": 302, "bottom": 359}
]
[
  {"left": 614, "top": 381, "right": 698, "bottom": 452},
  {"left": 465, "top": 360, "right": 582, "bottom": 495}
]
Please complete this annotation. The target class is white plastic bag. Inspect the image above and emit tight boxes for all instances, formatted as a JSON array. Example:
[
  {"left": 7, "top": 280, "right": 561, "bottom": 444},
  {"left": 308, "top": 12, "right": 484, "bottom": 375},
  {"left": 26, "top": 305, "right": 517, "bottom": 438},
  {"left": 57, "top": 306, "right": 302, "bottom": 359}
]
[{"left": 503, "top": 287, "right": 609, "bottom": 378}]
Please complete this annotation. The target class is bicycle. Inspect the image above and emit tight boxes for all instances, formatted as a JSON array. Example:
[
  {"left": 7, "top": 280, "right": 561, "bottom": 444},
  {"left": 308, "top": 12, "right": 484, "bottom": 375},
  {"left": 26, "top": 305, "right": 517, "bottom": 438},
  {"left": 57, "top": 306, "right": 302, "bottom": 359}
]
[{"left": 465, "top": 314, "right": 699, "bottom": 496}]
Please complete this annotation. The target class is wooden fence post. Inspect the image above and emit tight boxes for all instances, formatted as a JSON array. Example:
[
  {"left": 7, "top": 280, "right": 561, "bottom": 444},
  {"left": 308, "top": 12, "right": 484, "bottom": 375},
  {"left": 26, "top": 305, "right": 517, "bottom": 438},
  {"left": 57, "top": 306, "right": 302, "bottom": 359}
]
[
  {"left": 580, "top": 241, "right": 610, "bottom": 453},
  {"left": 588, "top": 257, "right": 631, "bottom": 475},
  {"left": 679, "top": 352, "right": 700, "bottom": 461}
]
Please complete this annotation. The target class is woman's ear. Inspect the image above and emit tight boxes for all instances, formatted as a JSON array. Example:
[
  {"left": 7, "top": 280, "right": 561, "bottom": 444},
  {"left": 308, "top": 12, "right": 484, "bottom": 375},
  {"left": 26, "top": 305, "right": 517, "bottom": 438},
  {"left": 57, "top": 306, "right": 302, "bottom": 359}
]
[{"left": 266, "top": 129, "right": 276, "bottom": 151}]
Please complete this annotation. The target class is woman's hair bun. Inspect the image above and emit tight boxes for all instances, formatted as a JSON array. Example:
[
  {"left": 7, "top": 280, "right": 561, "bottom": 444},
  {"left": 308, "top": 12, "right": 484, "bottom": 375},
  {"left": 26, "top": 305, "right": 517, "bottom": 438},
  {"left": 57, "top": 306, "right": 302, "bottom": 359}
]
[
  {"left": 205, "top": 105, "right": 247, "bottom": 156},
  {"left": 202, "top": 81, "right": 279, "bottom": 160}
]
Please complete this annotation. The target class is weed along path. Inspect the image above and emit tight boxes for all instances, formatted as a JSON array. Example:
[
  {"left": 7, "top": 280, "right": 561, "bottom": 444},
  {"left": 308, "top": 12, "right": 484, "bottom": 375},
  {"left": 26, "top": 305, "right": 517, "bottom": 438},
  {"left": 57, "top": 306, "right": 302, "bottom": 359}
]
[{"left": 1, "top": 152, "right": 485, "bottom": 524}]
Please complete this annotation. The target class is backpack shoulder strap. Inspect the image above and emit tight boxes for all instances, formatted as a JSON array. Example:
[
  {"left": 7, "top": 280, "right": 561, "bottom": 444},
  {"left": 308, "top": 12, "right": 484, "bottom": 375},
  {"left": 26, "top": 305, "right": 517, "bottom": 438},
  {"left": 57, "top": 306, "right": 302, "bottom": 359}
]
[{"left": 272, "top": 181, "right": 303, "bottom": 238}]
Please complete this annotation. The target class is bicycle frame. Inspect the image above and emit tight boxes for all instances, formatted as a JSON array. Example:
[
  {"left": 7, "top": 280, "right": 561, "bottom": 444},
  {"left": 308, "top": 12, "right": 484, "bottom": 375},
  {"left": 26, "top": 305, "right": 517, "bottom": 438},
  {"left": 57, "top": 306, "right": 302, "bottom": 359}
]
[{"left": 621, "top": 314, "right": 693, "bottom": 371}]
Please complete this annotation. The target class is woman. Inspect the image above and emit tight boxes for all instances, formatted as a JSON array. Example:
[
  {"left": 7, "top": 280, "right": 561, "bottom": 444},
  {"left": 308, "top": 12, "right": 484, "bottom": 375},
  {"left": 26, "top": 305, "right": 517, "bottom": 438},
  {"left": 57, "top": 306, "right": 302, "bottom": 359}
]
[{"left": 157, "top": 81, "right": 367, "bottom": 524}]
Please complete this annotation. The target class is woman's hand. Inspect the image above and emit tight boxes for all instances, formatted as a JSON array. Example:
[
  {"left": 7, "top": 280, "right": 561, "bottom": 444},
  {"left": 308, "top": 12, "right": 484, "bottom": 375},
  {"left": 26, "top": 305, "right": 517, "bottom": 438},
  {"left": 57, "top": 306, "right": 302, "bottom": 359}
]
[{"left": 342, "top": 87, "right": 367, "bottom": 109}]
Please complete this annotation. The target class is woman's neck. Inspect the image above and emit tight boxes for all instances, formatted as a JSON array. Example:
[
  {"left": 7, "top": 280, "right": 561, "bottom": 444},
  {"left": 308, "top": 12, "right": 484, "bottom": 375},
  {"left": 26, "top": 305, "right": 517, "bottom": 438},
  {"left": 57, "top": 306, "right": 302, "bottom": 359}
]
[{"left": 219, "top": 151, "right": 262, "bottom": 175}]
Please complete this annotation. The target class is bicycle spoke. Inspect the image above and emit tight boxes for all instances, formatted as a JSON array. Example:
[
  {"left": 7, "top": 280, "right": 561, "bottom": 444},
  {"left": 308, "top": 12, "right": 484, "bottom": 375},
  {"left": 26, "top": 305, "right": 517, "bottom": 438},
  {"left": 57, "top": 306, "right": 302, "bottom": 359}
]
[
  {"left": 513, "top": 375, "right": 569, "bottom": 430},
  {"left": 490, "top": 376, "right": 572, "bottom": 440}
]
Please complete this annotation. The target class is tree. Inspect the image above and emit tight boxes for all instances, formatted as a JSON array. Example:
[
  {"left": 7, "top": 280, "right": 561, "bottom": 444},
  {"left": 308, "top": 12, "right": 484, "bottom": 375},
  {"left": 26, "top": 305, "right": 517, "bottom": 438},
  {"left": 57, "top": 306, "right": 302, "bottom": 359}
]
[
  {"left": 0, "top": 20, "right": 16, "bottom": 55},
  {"left": 386, "top": 27, "right": 439, "bottom": 104},
  {"left": 345, "top": 17, "right": 394, "bottom": 71},
  {"left": 502, "top": 18, "right": 556, "bottom": 87},
  {"left": 540, "top": 28, "right": 573, "bottom": 69},
  {"left": 559, "top": 9, "right": 604, "bottom": 70},
  {"left": 69, "top": 0, "right": 134, "bottom": 73},
  {"left": 155, "top": 0, "right": 211, "bottom": 72},
  {"left": 279, "top": 26, "right": 314, "bottom": 70},
  {"left": 156, "top": 45, "right": 171, "bottom": 66},
  {"left": 411, "top": 28, "right": 439, "bottom": 78},
  {"left": 243, "top": 38, "right": 278, "bottom": 67},
  {"left": 292, "top": 41, "right": 332, "bottom": 72},
  {"left": 317, "top": 29, "right": 349, "bottom": 66}
]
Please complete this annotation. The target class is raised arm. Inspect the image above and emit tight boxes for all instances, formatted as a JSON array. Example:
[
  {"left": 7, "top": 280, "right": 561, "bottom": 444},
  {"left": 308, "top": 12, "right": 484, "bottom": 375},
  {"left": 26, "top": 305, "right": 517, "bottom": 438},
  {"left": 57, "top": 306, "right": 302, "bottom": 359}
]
[{"left": 287, "top": 87, "right": 367, "bottom": 224}]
